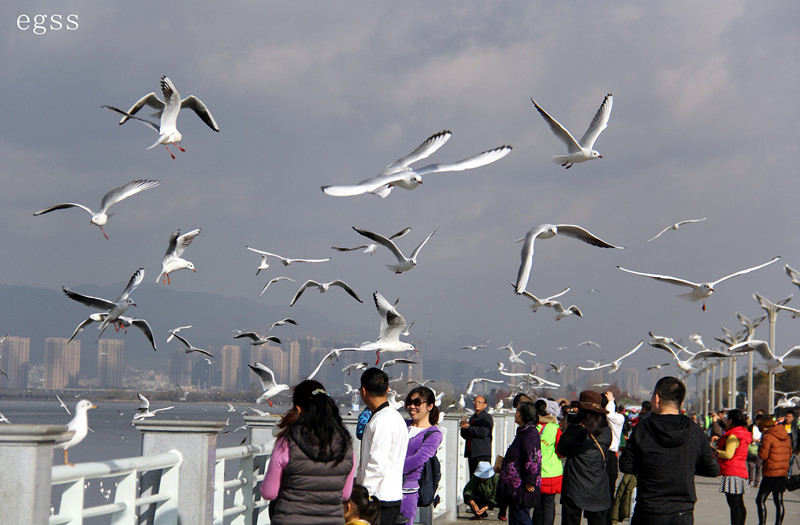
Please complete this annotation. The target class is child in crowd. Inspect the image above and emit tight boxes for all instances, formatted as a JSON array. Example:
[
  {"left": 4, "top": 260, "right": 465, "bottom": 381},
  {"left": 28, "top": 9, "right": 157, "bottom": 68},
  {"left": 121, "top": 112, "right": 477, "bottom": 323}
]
[{"left": 345, "top": 484, "right": 381, "bottom": 525}]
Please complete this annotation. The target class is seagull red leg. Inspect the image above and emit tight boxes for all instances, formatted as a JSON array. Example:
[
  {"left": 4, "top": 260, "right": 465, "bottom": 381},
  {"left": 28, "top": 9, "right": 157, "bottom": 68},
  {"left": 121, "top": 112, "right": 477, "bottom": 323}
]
[{"left": 164, "top": 145, "right": 176, "bottom": 159}]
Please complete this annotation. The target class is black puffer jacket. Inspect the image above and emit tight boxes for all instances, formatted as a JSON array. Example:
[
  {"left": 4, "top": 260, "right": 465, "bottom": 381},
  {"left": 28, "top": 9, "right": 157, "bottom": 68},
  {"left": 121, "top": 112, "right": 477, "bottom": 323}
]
[
  {"left": 271, "top": 426, "right": 353, "bottom": 525},
  {"left": 557, "top": 424, "right": 611, "bottom": 512},
  {"left": 619, "top": 413, "right": 718, "bottom": 515}
]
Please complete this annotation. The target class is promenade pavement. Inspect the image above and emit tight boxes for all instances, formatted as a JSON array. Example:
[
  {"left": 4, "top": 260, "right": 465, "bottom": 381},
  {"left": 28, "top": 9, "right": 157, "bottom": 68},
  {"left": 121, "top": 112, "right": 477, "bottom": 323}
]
[{"left": 446, "top": 474, "right": 800, "bottom": 523}]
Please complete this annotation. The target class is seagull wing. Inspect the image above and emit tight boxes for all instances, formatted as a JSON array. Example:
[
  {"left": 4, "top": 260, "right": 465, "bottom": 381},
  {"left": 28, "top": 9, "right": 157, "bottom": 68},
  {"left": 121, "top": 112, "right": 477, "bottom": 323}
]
[
  {"left": 353, "top": 227, "right": 406, "bottom": 262},
  {"left": 388, "top": 227, "right": 413, "bottom": 240},
  {"left": 159, "top": 76, "right": 181, "bottom": 131},
  {"left": 514, "top": 226, "right": 545, "bottom": 294},
  {"left": 259, "top": 277, "right": 294, "bottom": 297},
  {"left": 169, "top": 228, "right": 201, "bottom": 259},
  {"left": 374, "top": 292, "right": 407, "bottom": 342},
  {"left": 409, "top": 229, "right": 437, "bottom": 260},
  {"left": 117, "top": 268, "right": 145, "bottom": 302},
  {"left": 248, "top": 362, "right": 277, "bottom": 390},
  {"left": 180, "top": 95, "right": 220, "bottom": 132},
  {"left": 555, "top": 224, "right": 624, "bottom": 249},
  {"left": 137, "top": 393, "right": 150, "bottom": 409},
  {"left": 170, "top": 332, "right": 194, "bottom": 349},
  {"left": 578, "top": 93, "right": 613, "bottom": 149},
  {"left": 290, "top": 280, "right": 321, "bottom": 307},
  {"left": 615, "top": 340, "right": 644, "bottom": 364},
  {"left": 709, "top": 256, "right": 781, "bottom": 287},
  {"left": 531, "top": 98, "right": 582, "bottom": 153},
  {"left": 545, "top": 287, "right": 571, "bottom": 301},
  {"left": 102, "top": 104, "right": 160, "bottom": 132},
  {"left": 330, "top": 280, "right": 363, "bottom": 303},
  {"left": 650, "top": 342, "right": 681, "bottom": 361},
  {"left": 646, "top": 225, "right": 673, "bottom": 243},
  {"left": 129, "top": 318, "right": 157, "bottom": 351},
  {"left": 414, "top": 145, "right": 512, "bottom": 176},
  {"left": 33, "top": 202, "right": 94, "bottom": 216},
  {"left": 383, "top": 130, "right": 452, "bottom": 172},
  {"left": 730, "top": 340, "right": 773, "bottom": 360},
  {"left": 68, "top": 314, "right": 106, "bottom": 342},
  {"left": 617, "top": 267, "right": 700, "bottom": 289},
  {"left": 119, "top": 92, "right": 164, "bottom": 124},
  {"left": 99, "top": 180, "right": 160, "bottom": 214},
  {"left": 233, "top": 332, "right": 261, "bottom": 343},
  {"left": 62, "top": 287, "right": 116, "bottom": 310},
  {"left": 780, "top": 346, "right": 800, "bottom": 361}
]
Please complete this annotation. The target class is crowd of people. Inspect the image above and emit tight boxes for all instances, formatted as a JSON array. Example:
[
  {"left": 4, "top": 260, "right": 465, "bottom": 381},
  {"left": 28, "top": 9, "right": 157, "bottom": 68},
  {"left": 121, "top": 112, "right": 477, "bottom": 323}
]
[{"left": 255, "top": 370, "right": 799, "bottom": 525}]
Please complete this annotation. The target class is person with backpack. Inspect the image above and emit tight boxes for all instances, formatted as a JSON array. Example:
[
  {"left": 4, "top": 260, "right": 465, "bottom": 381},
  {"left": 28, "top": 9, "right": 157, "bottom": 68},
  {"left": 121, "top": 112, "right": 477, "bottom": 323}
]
[{"left": 400, "top": 386, "right": 443, "bottom": 523}]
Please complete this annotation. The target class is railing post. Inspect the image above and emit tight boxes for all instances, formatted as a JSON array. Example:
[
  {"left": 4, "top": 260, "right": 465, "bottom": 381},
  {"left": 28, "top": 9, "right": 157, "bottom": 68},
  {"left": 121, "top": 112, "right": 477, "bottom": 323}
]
[
  {"left": 0, "top": 425, "right": 72, "bottom": 525},
  {"left": 136, "top": 420, "right": 226, "bottom": 525},
  {"left": 244, "top": 415, "right": 280, "bottom": 525},
  {"left": 341, "top": 415, "right": 360, "bottom": 466},
  {"left": 441, "top": 415, "right": 461, "bottom": 523}
]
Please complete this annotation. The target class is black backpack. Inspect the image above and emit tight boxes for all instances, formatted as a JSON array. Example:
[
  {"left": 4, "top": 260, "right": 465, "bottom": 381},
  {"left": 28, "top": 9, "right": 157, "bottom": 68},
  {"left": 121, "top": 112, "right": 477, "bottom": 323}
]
[{"left": 417, "top": 429, "right": 441, "bottom": 507}]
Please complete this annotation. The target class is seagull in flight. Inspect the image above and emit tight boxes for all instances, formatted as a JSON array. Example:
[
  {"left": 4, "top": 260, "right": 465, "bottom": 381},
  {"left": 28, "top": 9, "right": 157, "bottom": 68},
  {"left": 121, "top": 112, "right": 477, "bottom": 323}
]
[
  {"left": 56, "top": 399, "right": 97, "bottom": 465},
  {"left": 233, "top": 331, "right": 281, "bottom": 346},
  {"left": 499, "top": 343, "right": 536, "bottom": 365},
  {"left": 352, "top": 227, "right": 437, "bottom": 274},
  {"left": 531, "top": 93, "right": 612, "bottom": 168},
  {"left": 103, "top": 76, "right": 219, "bottom": 159},
  {"left": 156, "top": 229, "right": 201, "bottom": 284},
  {"left": 466, "top": 377, "right": 504, "bottom": 395},
  {"left": 332, "top": 227, "right": 411, "bottom": 255},
  {"left": 617, "top": 256, "right": 781, "bottom": 310},
  {"left": 33, "top": 180, "right": 159, "bottom": 239},
  {"left": 290, "top": 279, "right": 363, "bottom": 306},
  {"left": 729, "top": 340, "right": 800, "bottom": 374},
  {"left": 461, "top": 342, "right": 489, "bottom": 351},
  {"left": 577, "top": 341, "right": 602, "bottom": 349},
  {"left": 380, "top": 358, "right": 418, "bottom": 371},
  {"left": 269, "top": 318, "right": 298, "bottom": 331},
  {"left": 62, "top": 268, "right": 145, "bottom": 340},
  {"left": 321, "top": 130, "right": 512, "bottom": 198},
  {"left": 248, "top": 363, "right": 289, "bottom": 406},
  {"left": 647, "top": 218, "right": 707, "bottom": 242},
  {"left": 166, "top": 325, "right": 192, "bottom": 343},
  {"left": 56, "top": 395, "right": 71, "bottom": 415},
  {"left": 259, "top": 276, "right": 296, "bottom": 296},
  {"left": 515, "top": 224, "right": 624, "bottom": 294},
  {"left": 649, "top": 341, "right": 729, "bottom": 374},
  {"left": 516, "top": 285, "right": 571, "bottom": 312},
  {"left": 578, "top": 340, "right": 644, "bottom": 373},
  {"left": 169, "top": 332, "right": 214, "bottom": 358},
  {"left": 548, "top": 300, "right": 583, "bottom": 321},
  {"left": 68, "top": 312, "right": 156, "bottom": 351},
  {"left": 133, "top": 393, "right": 174, "bottom": 420},
  {"left": 245, "top": 246, "right": 330, "bottom": 268},
  {"left": 548, "top": 363, "right": 567, "bottom": 374}
]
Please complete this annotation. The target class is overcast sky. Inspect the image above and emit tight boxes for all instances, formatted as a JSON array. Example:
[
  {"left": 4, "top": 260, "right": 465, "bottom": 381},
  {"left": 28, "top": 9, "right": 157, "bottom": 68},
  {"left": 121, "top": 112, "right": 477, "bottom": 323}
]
[{"left": 2, "top": 1, "right": 800, "bottom": 384}]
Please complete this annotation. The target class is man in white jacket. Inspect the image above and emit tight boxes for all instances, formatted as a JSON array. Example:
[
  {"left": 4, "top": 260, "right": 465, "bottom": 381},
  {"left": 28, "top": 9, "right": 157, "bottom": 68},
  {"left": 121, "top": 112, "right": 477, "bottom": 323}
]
[
  {"left": 604, "top": 391, "right": 626, "bottom": 525},
  {"left": 358, "top": 367, "right": 409, "bottom": 525}
]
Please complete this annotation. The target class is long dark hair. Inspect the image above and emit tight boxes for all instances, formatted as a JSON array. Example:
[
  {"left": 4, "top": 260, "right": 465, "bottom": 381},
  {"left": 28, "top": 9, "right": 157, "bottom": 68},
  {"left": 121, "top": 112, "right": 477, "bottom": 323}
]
[
  {"left": 573, "top": 409, "right": 608, "bottom": 437},
  {"left": 517, "top": 402, "right": 539, "bottom": 426},
  {"left": 406, "top": 386, "right": 440, "bottom": 425},
  {"left": 279, "top": 379, "right": 351, "bottom": 464},
  {"left": 347, "top": 484, "right": 380, "bottom": 524}
]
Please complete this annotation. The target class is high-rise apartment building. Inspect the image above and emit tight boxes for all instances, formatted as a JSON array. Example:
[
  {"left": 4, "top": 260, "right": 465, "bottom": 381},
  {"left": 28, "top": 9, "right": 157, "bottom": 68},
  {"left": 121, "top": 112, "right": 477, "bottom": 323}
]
[
  {"left": 98, "top": 339, "right": 124, "bottom": 388},
  {"left": 0, "top": 336, "right": 30, "bottom": 389},
  {"left": 220, "top": 345, "right": 241, "bottom": 391},
  {"left": 168, "top": 350, "right": 193, "bottom": 386},
  {"left": 45, "top": 338, "right": 80, "bottom": 389}
]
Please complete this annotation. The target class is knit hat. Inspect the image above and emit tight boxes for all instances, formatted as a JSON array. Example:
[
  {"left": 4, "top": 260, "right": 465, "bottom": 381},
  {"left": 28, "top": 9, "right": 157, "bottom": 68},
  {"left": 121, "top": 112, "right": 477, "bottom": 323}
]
[
  {"left": 537, "top": 398, "right": 561, "bottom": 418},
  {"left": 474, "top": 461, "right": 494, "bottom": 479},
  {"left": 577, "top": 390, "right": 608, "bottom": 414}
]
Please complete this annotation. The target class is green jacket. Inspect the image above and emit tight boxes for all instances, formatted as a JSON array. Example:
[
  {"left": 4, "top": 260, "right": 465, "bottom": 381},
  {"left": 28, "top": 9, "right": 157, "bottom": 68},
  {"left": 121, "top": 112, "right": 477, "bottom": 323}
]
[{"left": 462, "top": 473, "right": 499, "bottom": 506}]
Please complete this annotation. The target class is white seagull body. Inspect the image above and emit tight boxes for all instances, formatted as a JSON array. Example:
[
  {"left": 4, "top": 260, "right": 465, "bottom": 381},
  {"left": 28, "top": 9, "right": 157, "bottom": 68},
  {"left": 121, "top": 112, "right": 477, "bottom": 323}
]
[
  {"left": 578, "top": 341, "right": 602, "bottom": 349},
  {"left": 729, "top": 340, "right": 800, "bottom": 374},
  {"left": 248, "top": 362, "right": 289, "bottom": 406},
  {"left": 269, "top": 318, "right": 298, "bottom": 331},
  {"left": 617, "top": 256, "right": 781, "bottom": 310},
  {"left": 332, "top": 227, "right": 411, "bottom": 254},
  {"left": 515, "top": 224, "right": 624, "bottom": 294},
  {"left": 577, "top": 340, "right": 644, "bottom": 373},
  {"left": 234, "top": 331, "right": 281, "bottom": 346},
  {"left": 57, "top": 399, "right": 97, "bottom": 465},
  {"left": 647, "top": 217, "right": 707, "bottom": 242},
  {"left": 259, "top": 277, "right": 295, "bottom": 297},
  {"left": 134, "top": 393, "right": 174, "bottom": 420},
  {"left": 466, "top": 377, "right": 504, "bottom": 395},
  {"left": 290, "top": 279, "right": 363, "bottom": 306},
  {"left": 33, "top": 179, "right": 159, "bottom": 239},
  {"left": 321, "top": 130, "right": 512, "bottom": 198},
  {"left": 518, "top": 286, "right": 571, "bottom": 312},
  {"left": 104, "top": 76, "right": 219, "bottom": 159},
  {"left": 650, "top": 342, "right": 729, "bottom": 374},
  {"left": 157, "top": 229, "right": 201, "bottom": 284},
  {"left": 62, "top": 268, "right": 145, "bottom": 340},
  {"left": 166, "top": 325, "right": 192, "bottom": 343},
  {"left": 68, "top": 312, "right": 156, "bottom": 351},
  {"left": 245, "top": 246, "right": 330, "bottom": 268},
  {"left": 353, "top": 227, "right": 437, "bottom": 274},
  {"left": 379, "top": 358, "right": 418, "bottom": 371},
  {"left": 548, "top": 300, "right": 583, "bottom": 321},
  {"left": 344, "top": 292, "right": 416, "bottom": 365},
  {"left": 531, "top": 94, "right": 612, "bottom": 168}
]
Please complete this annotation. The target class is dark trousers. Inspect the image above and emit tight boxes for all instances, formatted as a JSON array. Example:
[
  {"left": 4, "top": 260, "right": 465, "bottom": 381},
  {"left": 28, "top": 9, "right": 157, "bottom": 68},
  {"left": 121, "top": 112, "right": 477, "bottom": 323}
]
[
  {"left": 508, "top": 503, "right": 533, "bottom": 525},
  {"left": 560, "top": 495, "right": 608, "bottom": 525},
  {"left": 380, "top": 500, "right": 401, "bottom": 525},
  {"left": 631, "top": 509, "right": 694, "bottom": 525},
  {"left": 533, "top": 493, "right": 556, "bottom": 525},
  {"left": 606, "top": 452, "right": 618, "bottom": 525}
]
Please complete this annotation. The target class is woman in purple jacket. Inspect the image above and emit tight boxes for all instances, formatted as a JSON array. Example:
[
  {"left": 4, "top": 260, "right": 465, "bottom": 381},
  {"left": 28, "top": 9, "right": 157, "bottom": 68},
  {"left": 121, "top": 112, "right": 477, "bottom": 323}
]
[
  {"left": 401, "top": 386, "right": 443, "bottom": 523},
  {"left": 498, "top": 402, "right": 542, "bottom": 525}
]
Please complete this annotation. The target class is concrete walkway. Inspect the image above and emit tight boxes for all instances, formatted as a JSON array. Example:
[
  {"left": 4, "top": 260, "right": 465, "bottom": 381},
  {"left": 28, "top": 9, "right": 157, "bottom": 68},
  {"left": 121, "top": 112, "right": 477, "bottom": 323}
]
[{"left": 445, "top": 476, "right": 800, "bottom": 523}]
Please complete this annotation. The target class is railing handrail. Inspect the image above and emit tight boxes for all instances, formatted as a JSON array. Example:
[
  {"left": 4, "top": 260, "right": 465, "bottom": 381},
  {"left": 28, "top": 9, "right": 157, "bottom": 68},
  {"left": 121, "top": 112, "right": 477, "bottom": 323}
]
[{"left": 51, "top": 450, "right": 182, "bottom": 484}]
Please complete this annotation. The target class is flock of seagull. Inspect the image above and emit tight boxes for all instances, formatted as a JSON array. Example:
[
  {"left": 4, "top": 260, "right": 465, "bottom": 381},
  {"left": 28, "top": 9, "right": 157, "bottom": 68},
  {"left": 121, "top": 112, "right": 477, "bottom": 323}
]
[{"left": 11, "top": 75, "right": 800, "bottom": 459}]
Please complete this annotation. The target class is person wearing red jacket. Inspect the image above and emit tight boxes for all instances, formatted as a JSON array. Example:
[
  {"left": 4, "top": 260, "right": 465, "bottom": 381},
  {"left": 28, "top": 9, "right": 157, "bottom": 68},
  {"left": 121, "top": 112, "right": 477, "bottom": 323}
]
[
  {"left": 717, "top": 409, "right": 752, "bottom": 525},
  {"left": 756, "top": 417, "right": 792, "bottom": 525}
]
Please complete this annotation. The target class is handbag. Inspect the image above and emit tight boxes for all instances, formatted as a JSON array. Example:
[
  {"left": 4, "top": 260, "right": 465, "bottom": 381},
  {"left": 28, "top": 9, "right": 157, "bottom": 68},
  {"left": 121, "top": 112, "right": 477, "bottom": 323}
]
[{"left": 788, "top": 456, "right": 800, "bottom": 492}]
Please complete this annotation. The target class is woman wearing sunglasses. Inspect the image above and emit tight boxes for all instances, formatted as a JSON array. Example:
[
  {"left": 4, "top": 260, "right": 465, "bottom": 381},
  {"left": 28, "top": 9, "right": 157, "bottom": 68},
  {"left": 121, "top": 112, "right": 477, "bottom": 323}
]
[{"left": 400, "top": 386, "right": 443, "bottom": 523}]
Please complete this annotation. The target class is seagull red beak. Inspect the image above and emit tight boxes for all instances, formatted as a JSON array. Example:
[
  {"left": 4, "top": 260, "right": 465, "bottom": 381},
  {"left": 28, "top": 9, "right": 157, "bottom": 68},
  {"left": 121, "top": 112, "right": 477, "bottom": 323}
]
[{"left": 598, "top": 155, "right": 603, "bottom": 158}]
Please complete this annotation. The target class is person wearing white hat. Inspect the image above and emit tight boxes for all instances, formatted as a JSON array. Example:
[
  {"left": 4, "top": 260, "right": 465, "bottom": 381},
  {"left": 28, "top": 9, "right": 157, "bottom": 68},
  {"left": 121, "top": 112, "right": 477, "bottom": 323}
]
[{"left": 463, "top": 461, "right": 500, "bottom": 520}]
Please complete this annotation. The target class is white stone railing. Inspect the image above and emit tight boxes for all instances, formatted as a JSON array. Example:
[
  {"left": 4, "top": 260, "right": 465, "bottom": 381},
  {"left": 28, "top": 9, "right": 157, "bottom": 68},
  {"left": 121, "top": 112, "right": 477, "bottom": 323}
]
[{"left": 0, "top": 411, "right": 517, "bottom": 525}]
